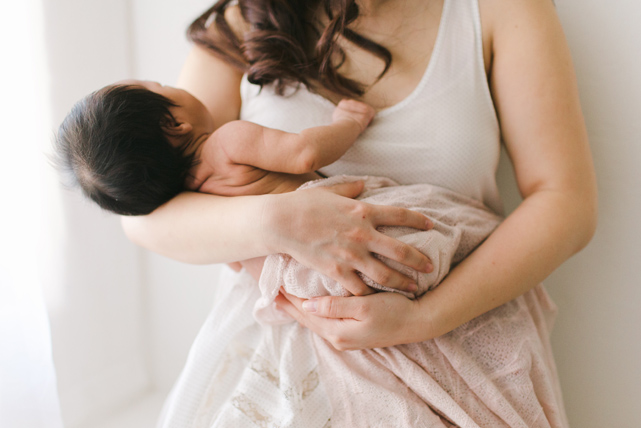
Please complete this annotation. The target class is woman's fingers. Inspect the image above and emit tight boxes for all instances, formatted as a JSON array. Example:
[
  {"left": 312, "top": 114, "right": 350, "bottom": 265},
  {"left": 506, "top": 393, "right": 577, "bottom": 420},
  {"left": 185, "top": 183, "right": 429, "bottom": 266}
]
[
  {"left": 353, "top": 258, "right": 419, "bottom": 293},
  {"left": 326, "top": 248, "right": 418, "bottom": 294},
  {"left": 367, "top": 204, "right": 434, "bottom": 274},
  {"left": 276, "top": 290, "right": 372, "bottom": 351},
  {"left": 265, "top": 186, "right": 433, "bottom": 294},
  {"left": 339, "top": 271, "right": 376, "bottom": 296},
  {"left": 274, "top": 292, "right": 309, "bottom": 326},
  {"left": 370, "top": 204, "right": 433, "bottom": 231},
  {"left": 277, "top": 289, "right": 366, "bottom": 323},
  {"left": 323, "top": 180, "right": 365, "bottom": 199},
  {"left": 274, "top": 291, "right": 349, "bottom": 338},
  {"left": 368, "top": 233, "right": 434, "bottom": 274},
  {"left": 276, "top": 289, "right": 423, "bottom": 350},
  {"left": 300, "top": 295, "right": 365, "bottom": 320}
]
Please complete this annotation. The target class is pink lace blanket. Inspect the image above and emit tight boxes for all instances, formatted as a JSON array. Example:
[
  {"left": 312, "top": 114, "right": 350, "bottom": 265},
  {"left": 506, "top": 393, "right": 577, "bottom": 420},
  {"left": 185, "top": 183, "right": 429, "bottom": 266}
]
[{"left": 254, "top": 176, "right": 568, "bottom": 427}]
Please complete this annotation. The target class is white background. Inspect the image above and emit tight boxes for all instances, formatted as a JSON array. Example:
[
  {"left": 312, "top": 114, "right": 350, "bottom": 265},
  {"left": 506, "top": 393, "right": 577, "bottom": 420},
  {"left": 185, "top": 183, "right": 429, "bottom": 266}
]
[{"left": 40, "top": 0, "right": 641, "bottom": 426}]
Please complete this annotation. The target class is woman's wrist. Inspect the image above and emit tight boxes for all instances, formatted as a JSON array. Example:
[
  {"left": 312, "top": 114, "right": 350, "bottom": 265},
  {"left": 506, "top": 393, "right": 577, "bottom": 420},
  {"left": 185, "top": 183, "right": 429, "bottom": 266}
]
[
  {"left": 405, "top": 292, "right": 439, "bottom": 343},
  {"left": 258, "top": 192, "right": 291, "bottom": 256}
]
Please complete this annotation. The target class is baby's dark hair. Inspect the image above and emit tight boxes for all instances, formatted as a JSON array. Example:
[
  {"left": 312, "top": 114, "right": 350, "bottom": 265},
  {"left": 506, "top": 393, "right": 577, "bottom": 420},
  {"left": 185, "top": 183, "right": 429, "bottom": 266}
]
[{"left": 54, "top": 84, "right": 197, "bottom": 215}]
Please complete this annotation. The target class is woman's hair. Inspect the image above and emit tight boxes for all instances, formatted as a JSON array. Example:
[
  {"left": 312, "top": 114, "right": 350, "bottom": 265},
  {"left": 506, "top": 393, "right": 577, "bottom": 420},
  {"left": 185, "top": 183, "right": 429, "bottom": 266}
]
[
  {"left": 54, "top": 85, "right": 198, "bottom": 216},
  {"left": 187, "top": 0, "right": 391, "bottom": 96}
]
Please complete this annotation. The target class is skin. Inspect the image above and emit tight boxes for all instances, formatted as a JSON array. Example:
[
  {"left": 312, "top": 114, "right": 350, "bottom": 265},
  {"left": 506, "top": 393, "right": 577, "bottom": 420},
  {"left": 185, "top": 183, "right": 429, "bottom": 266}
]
[
  {"left": 124, "top": 80, "right": 419, "bottom": 289},
  {"left": 123, "top": 80, "right": 382, "bottom": 196},
  {"left": 122, "top": 0, "right": 597, "bottom": 350},
  {"left": 186, "top": 99, "right": 379, "bottom": 196}
]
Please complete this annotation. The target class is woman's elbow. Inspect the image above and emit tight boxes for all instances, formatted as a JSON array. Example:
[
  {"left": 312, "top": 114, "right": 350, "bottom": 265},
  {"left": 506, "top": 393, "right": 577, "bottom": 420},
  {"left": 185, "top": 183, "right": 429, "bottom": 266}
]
[
  {"left": 569, "top": 184, "right": 599, "bottom": 254},
  {"left": 579, "top": 190, "right": 598, "bottom": 251},
  {"left": 120, "top": 215, "right": 148, "bottom": 248}
]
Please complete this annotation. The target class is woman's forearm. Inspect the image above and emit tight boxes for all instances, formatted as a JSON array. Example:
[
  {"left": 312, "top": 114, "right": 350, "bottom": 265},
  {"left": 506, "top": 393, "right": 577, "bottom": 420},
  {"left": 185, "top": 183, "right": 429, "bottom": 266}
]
[
  {"left": 121, "top": 191, "right": 273, "bottom": 264},
  {"left": 413, "top": 187, "right": 597, "bottom": 341},
  {"left": 121, "top": 182, "right": 432, "bottom": 297}
]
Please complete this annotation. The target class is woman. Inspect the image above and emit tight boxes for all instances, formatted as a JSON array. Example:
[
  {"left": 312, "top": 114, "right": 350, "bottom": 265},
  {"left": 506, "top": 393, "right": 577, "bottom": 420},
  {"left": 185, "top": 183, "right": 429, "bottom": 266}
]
[{"left": 123, "top": 0, "right": 597, "bottom": 426}]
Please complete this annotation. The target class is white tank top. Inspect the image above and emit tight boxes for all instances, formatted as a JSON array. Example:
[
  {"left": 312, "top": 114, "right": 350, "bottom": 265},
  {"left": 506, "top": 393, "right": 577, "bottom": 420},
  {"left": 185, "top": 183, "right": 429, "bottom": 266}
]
[{"left": 240, "top": 0, "right": 503, "bottom": 214}]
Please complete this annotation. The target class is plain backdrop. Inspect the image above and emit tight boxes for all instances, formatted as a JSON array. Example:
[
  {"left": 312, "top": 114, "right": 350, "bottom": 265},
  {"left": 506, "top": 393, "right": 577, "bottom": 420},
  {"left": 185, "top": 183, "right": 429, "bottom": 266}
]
[{"left": 40, "top": 0, "right": 641, "bottom": 426}]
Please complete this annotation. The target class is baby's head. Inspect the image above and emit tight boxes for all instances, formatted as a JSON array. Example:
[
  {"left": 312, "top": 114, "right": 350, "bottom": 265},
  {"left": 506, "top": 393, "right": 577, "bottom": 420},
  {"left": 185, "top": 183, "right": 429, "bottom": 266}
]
[{"left": 55, "top": 80, "right": 213, "bottom": 215}]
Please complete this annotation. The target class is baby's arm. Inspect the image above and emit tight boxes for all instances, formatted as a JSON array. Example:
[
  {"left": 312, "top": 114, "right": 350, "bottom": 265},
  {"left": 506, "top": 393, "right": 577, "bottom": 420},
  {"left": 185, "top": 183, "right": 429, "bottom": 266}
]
[{"left": 217, "top": 100, "right": 375, "bottom": 173}]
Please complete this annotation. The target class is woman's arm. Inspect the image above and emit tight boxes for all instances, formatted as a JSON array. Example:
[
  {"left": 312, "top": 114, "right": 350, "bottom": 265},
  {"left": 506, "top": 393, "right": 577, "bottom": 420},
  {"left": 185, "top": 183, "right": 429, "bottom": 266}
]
[
  {"left": 417, "top": 0, "right": 597, "bottom": 338},
  {"left": 122, "top": 44, "right": 432, "bottom": 295},
  {"left": 276, "top": 0, "right": 598, "bottom": 349},
  {"left": 121, "top": 44, "right": 260, "bottom": 263}
]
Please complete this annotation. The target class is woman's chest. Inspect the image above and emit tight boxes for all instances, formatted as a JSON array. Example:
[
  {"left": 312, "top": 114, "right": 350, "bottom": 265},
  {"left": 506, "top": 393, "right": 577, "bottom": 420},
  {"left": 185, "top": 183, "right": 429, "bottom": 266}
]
[{"left": 240, "top": 75, "right": 499, "bottom": 193}]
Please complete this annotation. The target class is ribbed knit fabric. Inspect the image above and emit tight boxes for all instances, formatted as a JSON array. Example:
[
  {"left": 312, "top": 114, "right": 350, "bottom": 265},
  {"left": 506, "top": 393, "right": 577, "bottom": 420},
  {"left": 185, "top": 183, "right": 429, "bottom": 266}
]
[{"left": 155, "top": 1, "right": 569, "bottom": 427}]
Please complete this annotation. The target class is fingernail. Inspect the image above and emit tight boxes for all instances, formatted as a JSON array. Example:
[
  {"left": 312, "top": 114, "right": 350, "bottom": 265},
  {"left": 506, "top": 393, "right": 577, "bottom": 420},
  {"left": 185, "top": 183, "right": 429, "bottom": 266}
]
[
  {"left": 408, "top": 283, "right": 418, "bottom": 292},
  {"left": 425, "top": 263, "right": 433, "bottom": 273},
  {"left": 302, "top": 299, "right": 317, "bottom": 312},
  {"left": 426, "top": 219, "right": 434, "bottom": 229}
]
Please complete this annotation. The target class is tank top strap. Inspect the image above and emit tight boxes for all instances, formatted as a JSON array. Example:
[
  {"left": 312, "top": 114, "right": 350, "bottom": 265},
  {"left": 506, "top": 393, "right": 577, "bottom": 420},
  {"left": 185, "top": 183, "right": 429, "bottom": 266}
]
[{"left": 421, "top": 0, "right": 494, "bottom": 116}]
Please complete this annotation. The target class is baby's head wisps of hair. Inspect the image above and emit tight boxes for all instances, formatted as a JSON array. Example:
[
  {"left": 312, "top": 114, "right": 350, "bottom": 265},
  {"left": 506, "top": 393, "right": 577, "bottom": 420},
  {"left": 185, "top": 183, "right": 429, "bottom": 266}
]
[{"left": 54, "top": 84, "right": 198, "bottom": 215}]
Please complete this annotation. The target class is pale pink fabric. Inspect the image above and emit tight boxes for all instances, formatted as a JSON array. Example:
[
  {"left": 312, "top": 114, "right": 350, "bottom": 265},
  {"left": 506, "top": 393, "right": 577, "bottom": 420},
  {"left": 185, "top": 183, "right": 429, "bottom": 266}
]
[
  {"left": 254, "top": 175, "right": 502, "bottom": 323},
  {"left": 314, "top": 285, "right": 567, "bottom": 427},
  {"left": 254, "top": 176, "right": 569, "bottom": 427}
]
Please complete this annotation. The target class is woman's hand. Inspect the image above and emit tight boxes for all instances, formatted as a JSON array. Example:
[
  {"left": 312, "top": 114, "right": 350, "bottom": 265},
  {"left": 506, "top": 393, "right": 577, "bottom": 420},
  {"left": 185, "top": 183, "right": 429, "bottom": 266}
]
[
  {"left": 261, "top": 180, "right": 434, "bottom": 296},
  {"left": 274, "top": 288, "right": 426, "bottom": 350}
]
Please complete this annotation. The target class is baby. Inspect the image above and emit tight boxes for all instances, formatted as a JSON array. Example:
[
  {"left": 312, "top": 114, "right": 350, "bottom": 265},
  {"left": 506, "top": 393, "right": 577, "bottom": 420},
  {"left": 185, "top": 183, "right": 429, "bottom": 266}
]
[
  {"left": 55, "top": 80, "right": 501, "bottom": 325},
  {"left": 55, "top": 80, "right": 375, "bottom": 216}
]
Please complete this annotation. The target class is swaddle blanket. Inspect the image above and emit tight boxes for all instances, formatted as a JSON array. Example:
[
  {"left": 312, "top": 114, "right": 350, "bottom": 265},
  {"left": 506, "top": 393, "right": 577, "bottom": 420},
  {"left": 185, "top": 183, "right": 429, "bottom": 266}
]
[
  {"left": 247, "top": 177, "right": 567, "bottom": 427},
  {"left": 254, "top": 175, "right": 502, "bottom": 324}
]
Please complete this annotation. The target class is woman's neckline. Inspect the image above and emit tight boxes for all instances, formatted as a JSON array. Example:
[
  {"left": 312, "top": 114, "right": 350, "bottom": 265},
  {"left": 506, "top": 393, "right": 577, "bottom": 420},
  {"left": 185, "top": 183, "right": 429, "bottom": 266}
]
[{"left": 303, "top": 0, "right": 450, "bottom": 118}]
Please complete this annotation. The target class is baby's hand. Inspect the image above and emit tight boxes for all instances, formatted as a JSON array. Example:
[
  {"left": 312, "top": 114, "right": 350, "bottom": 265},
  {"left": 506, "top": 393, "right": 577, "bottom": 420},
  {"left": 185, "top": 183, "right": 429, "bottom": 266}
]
[{"left": 332, "top": 99, "right": 376, "bottom": 132}]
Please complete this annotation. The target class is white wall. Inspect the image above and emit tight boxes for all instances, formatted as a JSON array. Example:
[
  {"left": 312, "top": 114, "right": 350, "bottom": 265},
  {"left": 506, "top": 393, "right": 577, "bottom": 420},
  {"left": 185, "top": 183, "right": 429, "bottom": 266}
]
[
  {"left": 546, "top": 1, "right": 641, "bottom": 425},
  {"left": 44, "top": 0, "right": 641, "bottom": 427},
  {"left": 42, "top": 1, "right": 149, "bottom": 426},
  {"left": 496, "top": 1, "right": 641, "bottom": 426},
  {"left": 43, "top": 1, "right": 218, "bottom": 426}
]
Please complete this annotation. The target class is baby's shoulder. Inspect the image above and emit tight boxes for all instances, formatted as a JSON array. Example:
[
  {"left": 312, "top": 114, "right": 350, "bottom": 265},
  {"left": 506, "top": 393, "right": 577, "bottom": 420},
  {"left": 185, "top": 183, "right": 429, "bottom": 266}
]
[
  {"left": 208, "top": 120, "right": 267, "bottom": 168},
  {"left": 213, "top": 120, "right": 260, "bottom": 148}
]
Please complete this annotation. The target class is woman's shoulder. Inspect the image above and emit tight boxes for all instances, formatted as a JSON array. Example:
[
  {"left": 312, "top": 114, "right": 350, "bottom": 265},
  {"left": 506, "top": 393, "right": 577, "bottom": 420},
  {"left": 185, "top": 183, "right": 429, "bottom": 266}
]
[
  {"left": 479, "top": 0, "right": 562, "bottom": 37},
  {"left": 479, "top": 0, "right": 565, "bottom": 67}
]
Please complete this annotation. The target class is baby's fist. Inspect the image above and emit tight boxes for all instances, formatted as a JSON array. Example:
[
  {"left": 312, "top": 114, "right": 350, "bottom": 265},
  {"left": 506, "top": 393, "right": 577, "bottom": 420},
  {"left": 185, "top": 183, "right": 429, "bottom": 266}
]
[{"left": 333, "top": 99, "right": 376, "bottom": 132}]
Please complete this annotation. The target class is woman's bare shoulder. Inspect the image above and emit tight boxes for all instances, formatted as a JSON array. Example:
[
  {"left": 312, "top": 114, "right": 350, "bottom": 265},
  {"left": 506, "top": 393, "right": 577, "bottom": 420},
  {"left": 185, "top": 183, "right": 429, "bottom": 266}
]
[
  {"left": 479, "top": 0, "right": 561, "bottom": 35},
  {"left": 478, "top": 0, "right": 561, "bottom": 62}
]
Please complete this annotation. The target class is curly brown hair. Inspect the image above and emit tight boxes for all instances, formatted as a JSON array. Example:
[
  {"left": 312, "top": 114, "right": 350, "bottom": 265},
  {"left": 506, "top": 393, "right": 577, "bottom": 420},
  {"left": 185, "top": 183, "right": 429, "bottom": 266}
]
[{"left": 187, "top": 0, "right": 391, "bottom": 97}]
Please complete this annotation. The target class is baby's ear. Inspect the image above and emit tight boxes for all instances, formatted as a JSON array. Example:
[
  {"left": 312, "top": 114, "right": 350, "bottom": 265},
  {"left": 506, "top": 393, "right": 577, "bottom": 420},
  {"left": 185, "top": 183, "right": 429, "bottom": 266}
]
[{"left": 163, "top": 120, "right": 193, "bottom": 136}]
